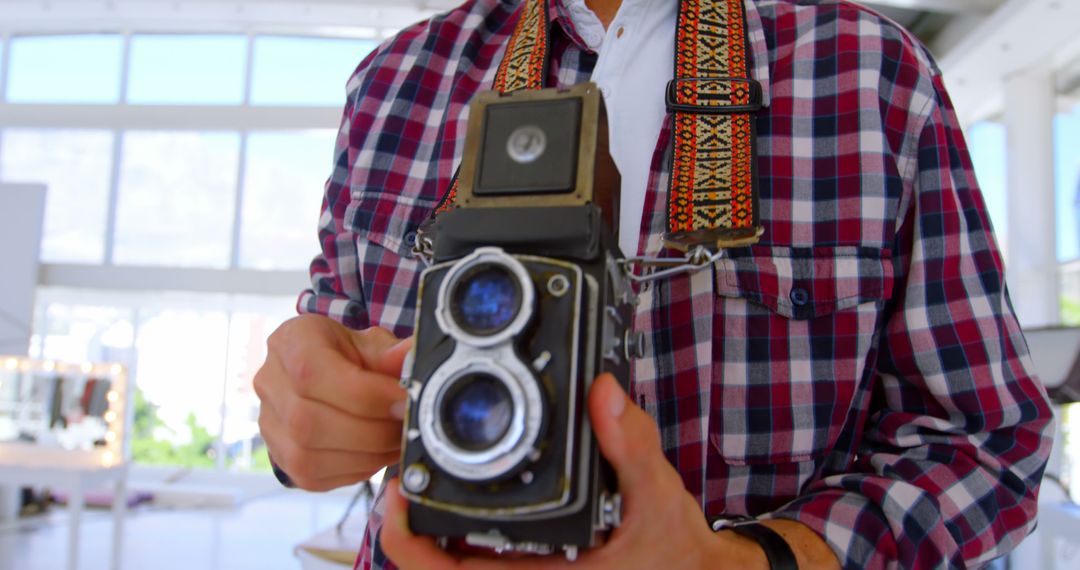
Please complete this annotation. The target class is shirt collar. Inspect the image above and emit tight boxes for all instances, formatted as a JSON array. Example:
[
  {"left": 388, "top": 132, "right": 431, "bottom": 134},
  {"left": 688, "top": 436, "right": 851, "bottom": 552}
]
[{"left": 547, "top": 0, "right": 771, "bottom": 107}]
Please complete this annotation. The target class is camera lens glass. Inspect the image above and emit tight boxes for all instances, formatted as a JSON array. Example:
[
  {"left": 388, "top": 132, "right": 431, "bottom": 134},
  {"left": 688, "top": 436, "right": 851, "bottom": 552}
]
[
  {"left": 450, "top": 264, "right": 522, "bottom": 335},
  {"left": 441, "top": 374, "right": 513, "bottom": 451}
]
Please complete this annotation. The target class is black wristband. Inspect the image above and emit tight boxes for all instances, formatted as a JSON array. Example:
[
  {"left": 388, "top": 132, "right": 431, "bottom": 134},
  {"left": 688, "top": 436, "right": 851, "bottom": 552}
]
[{"left": 729, "top": 522, "right": 798, "bottom": 570}]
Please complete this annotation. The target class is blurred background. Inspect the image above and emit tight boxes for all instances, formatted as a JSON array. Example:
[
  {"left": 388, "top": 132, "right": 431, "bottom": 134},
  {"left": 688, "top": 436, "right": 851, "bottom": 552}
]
[{"left": 0, "top": 0, "right": 1077, "bottom": 569}]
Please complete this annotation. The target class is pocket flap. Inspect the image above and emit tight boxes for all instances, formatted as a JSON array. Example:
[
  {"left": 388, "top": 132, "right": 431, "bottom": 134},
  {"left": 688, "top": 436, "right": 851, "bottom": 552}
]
[
  {"left": 714, "top": 246, "right": 894, "bottom": 320},
  {"left": 345, "top": 190, "right": 437, "bottom": 258}
]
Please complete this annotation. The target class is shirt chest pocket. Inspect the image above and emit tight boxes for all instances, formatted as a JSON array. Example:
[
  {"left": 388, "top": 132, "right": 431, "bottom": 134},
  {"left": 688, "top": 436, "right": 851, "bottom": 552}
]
[
  {"left": 343, "top": 190, "right": 436, "bottom": 336},
  {"left": 709, "top": 246, "right": 895, "bottom": 466}
]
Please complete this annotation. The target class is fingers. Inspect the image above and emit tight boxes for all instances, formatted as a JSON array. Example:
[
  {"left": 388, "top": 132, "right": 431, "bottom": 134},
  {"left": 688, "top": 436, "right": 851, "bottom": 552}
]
[
  {"left": 259, "top": 405, "right": 399, "bottom": 490},
  {"left": 587, "top": 374, "right": 671, "bottom": 499},
  {"left": 261, "top": 395, "right": 403, "bottom": 453},
  {"left": 381, "top": 480, "right": 462, "bottom": 570},
  {"left": 348, "top": 327, "right": 411, "bottom": 374},
  {"left": 275, "top": 345, "right": 407, "bottom": 420}
]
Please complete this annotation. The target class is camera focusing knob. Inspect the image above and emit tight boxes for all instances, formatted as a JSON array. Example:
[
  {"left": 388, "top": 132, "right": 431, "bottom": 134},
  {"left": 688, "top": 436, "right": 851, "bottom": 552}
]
[
  {"left": 403, "top": 464, "right": 431, "bottom": 494},
  {"left": 600, "top": 492, "right": 623, "bottom": 529},
  {"left": 625, "top": 330, "right": 646, "bottom": 360}
]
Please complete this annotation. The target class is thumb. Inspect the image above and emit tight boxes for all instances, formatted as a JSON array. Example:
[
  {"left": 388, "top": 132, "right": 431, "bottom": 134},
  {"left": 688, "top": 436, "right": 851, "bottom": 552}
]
[
  {"left": 372, "top": 337, "right": 414, "bottom": 378},
  {"left": 588, "top": 373, "right": 667, "bottom": 494}
]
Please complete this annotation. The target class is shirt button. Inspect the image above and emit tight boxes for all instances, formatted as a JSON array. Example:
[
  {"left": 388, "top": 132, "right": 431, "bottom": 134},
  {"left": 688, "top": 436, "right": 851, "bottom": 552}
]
[
  {"left": 616, "top": 26, "right": 626, "bottom": 39},
  {"left": 404, "top": 231, "right": 418, "bottom": 246},
  {"left": 789, "top": 287, "right": 810, "bottom": 307}
]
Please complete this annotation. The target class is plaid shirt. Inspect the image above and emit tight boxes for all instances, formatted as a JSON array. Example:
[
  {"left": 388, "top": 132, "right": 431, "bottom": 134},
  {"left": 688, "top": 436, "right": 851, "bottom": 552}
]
[{"left": 297, "top": 0, "right": 1054, "bottom": 568}]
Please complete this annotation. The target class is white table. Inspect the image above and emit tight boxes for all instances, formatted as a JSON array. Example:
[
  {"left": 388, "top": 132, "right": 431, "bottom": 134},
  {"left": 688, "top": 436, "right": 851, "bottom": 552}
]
[{"left": 0, "top": 444, "right": 128, "bottom": 570}]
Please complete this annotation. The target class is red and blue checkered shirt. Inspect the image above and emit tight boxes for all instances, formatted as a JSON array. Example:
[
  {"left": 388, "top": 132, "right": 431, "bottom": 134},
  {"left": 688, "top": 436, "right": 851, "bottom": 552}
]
[{"left": 297, "top": 0, "right": 1055, "bottom": 568}]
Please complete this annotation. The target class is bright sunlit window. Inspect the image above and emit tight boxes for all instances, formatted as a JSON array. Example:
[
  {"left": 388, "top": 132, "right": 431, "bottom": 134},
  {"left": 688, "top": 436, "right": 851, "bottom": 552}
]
[
  {"left": 127, "top": 35, "right": 248, "bottom": 105},
  {"left": 30, "top": 289, "right": 296, "bottom": 471},
  {"left": 7, "top": 35, "right": 124, "bottom": 104},
  {"left": 1055, "top": 105, "right": 1080, "bottom": 264},
  {"left": 0, "top": 129, "right": 114, "bottom": 263},
  {"left": 114, "top": 131, "right": 242, "bottom": 268},
  {"left": 251, "top": 36, "right": 377, "bottom": 106},
  {"left": 240, "top": 130, "right": 335, "bottom": 270},
  {"left": 967, "top": 121, "right": 1009, "bottom": 241},
  {"left": 0, "top": 32, "right": 352, "bottom": 472}
]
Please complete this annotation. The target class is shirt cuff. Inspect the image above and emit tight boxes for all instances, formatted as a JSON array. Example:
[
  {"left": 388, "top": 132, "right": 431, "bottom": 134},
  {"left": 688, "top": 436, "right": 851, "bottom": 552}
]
[{"left": 767, "top": 489, "right": 896, "bottom": 570}]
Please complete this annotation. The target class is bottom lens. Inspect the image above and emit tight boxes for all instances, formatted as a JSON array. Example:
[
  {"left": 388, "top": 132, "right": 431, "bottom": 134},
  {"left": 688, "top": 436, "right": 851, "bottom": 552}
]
[{"left": 441, "top": 374, "right": 513, "bottom": 451}]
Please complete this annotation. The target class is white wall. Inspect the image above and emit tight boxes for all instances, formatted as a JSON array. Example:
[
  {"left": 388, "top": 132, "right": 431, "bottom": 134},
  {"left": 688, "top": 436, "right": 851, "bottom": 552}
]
[{"left": 0, "top": 183, "right": 46, "bottom": 356}]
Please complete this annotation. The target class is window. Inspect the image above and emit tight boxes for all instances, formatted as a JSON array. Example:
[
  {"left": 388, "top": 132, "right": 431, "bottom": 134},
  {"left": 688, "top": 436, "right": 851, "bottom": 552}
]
[
  {"left": 0, "top": 129, "right": 114, "bottom": 263},
  {"left": 33, "top": 289, "right": 295, "bottom": 470},
  {"left": 7, "top": 35, "right": 123, "bottom": 104},
  {"left": 127, "top": 35, "right": 247, "bottom": 105},
  {"left": 0, "top": 40, "right": 5, "bottom": 97},
  {"left": 967, "top": 121, "right": 1009, "bottom": 244},
  {"left": 251, "top": 36, "right": 376, "bottom": 106},
  {"left": 1055, "top": 106, "right": 1080, "bottom": 263},
  {"left": 114, "top": 131, "right": 241, "bottom": 268},
  {"left": 239, "top": 130, "right": 336, "bottom": 270},
  {"left": 4, "top": 31, "right": 382, "bottom": 477}
]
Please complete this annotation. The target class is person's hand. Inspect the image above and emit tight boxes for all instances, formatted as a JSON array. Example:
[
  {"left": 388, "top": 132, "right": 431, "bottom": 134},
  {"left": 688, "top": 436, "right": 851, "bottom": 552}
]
[
  {"left": 254, "top": 315, "right": 412, "bottom": 491},
  {"left": 380, "top": 373, "right": 770, "bottom": 570}
]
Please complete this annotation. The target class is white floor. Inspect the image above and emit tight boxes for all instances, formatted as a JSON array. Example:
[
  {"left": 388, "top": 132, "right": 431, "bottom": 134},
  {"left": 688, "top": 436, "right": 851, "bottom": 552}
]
[{"left": 0, "top": 489, "right": 363, "bottom": 570}]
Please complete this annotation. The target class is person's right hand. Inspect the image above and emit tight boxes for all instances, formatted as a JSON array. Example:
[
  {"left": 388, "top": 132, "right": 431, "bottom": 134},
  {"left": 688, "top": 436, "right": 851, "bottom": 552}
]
[{"left": 254, "top": 314, "right": 412, "bottom": 491}]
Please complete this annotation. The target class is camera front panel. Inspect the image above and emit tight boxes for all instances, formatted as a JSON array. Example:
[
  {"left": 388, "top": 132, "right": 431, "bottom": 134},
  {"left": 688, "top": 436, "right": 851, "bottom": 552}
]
[{"left": 401, "top": 248, "right": 595, "bottom": 518}]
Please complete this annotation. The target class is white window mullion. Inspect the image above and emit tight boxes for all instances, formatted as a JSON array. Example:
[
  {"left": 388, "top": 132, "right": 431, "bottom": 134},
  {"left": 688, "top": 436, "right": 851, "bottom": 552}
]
[
  {"left": 104, "top": 32, "right": 132, "bottom": 265},
  {"left": 0, "top": 33, "right": 10, "bottom": 182},
  {"left": 215, "top": 309, "right": 233, "bottom": 472},
  {"left": 230, "top": 34, "right": 256, "bottom": 270},
  {"left": 0, "top": 32, "right": 10, "bottom": 102}
]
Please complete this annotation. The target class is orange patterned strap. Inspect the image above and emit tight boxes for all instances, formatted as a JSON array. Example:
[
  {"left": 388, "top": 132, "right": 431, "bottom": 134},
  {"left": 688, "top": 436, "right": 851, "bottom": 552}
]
[
  {"left": 666, "top": 0, "right": 763, "bottom": 251},
  {"left": 493, "top": 0, "right": 550, "bottom": 93}
]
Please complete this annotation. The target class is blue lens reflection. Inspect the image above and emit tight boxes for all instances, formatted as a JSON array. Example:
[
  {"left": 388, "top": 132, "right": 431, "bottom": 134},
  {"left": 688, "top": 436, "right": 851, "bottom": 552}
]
[
  {"left": 442, "top": 375, "right": 513, "bottom": 451},
  {"left": 453, "top": 266, "right": 520, "bottom": 334}
]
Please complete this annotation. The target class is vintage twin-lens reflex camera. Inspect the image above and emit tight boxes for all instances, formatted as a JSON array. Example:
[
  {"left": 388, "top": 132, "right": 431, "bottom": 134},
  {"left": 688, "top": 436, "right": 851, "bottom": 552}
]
[{"left": 397, "top": 83, "right": 643, "bottom": 560}]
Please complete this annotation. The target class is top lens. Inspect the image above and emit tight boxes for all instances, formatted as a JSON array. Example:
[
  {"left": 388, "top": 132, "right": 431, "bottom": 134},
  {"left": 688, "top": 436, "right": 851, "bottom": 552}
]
[{"left": 449, "top": 264, "right": 522, "bottom": 336}]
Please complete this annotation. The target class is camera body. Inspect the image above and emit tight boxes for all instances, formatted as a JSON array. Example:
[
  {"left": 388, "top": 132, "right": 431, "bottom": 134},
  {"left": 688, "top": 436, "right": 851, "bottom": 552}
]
[{"left": 398, "top": 84, "right": 637, "bottom": 558}]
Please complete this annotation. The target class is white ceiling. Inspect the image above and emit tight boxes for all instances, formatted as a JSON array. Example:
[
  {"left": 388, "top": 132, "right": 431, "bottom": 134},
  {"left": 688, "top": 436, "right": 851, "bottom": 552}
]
[{"left": 0, "top": 0, "right": 1077, "bottom": 122}]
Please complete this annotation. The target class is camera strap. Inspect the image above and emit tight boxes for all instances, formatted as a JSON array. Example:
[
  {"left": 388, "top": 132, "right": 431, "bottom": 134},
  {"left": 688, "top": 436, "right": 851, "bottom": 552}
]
[{"left": 432, "top": 0, "right": 763, "bottom": 254}]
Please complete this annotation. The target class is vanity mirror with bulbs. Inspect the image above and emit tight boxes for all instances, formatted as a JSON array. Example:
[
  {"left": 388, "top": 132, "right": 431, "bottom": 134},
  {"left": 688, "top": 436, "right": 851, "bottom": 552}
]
[
  {"left": 0, "top": 356, "right": 129, "bottom": 467},
  {"left": 0, "top": 356, "right": 131, "bottom": 570}
]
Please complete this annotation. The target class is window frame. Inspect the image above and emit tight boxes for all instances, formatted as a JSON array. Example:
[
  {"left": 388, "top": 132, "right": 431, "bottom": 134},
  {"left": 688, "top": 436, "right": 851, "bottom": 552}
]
[{"left": 0, "top": 30, "right": 363, "bottom": 477}]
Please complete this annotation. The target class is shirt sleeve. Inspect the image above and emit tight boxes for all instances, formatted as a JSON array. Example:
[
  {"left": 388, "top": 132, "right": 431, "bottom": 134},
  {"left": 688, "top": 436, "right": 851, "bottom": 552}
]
[
  {"left": 768, "top": 72, "right": 1056, "bottom": 569},
  {"left": 295, "top": 55, "right": 382, "bottom": 331}
]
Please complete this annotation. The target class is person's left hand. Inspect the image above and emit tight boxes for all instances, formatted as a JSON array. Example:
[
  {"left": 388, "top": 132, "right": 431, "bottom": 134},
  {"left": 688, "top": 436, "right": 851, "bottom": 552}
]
[{"left": 380, "top": 373, "right": 769, "bottom": 570}]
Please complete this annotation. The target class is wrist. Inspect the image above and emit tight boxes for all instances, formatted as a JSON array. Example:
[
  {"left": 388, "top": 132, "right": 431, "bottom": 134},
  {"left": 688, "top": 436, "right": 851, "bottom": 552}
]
[{"left": 710, "top": 527, "right": 771, "bottom": 570}]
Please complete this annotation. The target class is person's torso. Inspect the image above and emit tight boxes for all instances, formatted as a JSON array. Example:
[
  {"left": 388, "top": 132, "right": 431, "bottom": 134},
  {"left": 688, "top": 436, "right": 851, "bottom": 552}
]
[{"left": 342, "top": 3, "right": 938, "bottom": 557}]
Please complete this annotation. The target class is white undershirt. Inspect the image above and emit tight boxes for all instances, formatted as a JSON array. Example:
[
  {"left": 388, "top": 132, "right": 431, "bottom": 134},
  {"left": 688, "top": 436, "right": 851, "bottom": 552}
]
[{"left": 563, "top": 0, "right": 677, "bottom": 256}]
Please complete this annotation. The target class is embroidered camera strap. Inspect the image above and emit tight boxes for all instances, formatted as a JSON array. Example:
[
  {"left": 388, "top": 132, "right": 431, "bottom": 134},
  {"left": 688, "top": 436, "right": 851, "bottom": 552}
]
[
  {"left": 434, "top": 0, "right": 763, "bottom": 251},
  {"left": 666, "top": 0, "right": 763, "bottom": 250}
]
